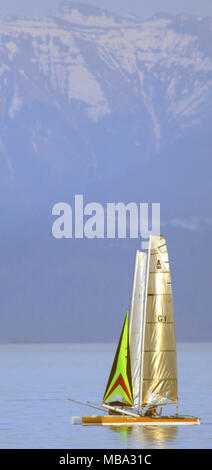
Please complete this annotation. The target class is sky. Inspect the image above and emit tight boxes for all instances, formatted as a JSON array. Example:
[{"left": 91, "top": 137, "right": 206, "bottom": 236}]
[
  {"left": 0, "top": 0, "right": 212, "bottom": 18},
  {"left": 0, "top": 0, "right": 212, "bottom": 343}
]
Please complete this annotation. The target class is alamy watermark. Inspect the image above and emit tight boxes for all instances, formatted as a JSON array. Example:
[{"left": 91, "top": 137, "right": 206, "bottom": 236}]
[{"left": 52, "top": 195, "right": 160, "bottom": 249}]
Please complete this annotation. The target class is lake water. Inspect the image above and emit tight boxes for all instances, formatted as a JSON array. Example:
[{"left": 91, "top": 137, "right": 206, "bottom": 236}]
[{"left": 0, "top": 343, "right": 211, "bottom": 449}]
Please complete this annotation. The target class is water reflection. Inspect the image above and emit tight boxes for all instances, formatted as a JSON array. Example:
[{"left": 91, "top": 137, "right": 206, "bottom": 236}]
[{"left": 109, "top": 425, "right": 178, "bottom": 448}]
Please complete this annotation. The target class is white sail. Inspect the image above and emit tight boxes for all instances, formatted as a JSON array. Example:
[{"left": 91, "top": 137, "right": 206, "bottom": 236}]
[
  {"left": 140, "top": 235, "right": 178, "bottom": 409},
  {"left": 129, "top": 250, "right": 147, "bottom": 407}
]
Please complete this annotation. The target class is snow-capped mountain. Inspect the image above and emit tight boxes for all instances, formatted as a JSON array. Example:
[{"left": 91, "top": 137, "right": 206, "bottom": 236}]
[{"left": 0, "top": 1, "right": 212, "bottom": 184}]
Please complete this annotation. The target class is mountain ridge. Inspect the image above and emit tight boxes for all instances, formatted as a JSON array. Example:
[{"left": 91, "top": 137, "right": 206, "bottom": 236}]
[{"left": 0, "top": 3, "right": 212, "bottom": 186}]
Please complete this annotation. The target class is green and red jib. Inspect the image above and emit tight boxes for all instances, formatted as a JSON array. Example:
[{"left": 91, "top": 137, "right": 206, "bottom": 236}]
[{"left": 102, "top": 312, "right": 133, "bottom": 407}]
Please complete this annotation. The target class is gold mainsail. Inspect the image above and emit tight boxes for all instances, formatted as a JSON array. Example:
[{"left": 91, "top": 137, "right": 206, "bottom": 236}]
[{"left": 140, "top": 235, "right": 178, "bottom": 408}]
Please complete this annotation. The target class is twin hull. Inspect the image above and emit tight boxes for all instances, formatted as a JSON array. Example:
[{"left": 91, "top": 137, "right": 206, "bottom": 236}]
[{"left": 72, "top": 416, "right": 200, "bottom": 426}]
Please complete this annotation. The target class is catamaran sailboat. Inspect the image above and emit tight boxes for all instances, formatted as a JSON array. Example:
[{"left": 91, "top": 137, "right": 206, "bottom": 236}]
[{"left": 71, "top": 235, "right": 200, "bottom": 426}]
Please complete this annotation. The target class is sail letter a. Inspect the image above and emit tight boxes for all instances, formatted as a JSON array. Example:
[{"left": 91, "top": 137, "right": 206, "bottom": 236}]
[{"left": 102, "top": 312, "right": 134, "bottom": 407}]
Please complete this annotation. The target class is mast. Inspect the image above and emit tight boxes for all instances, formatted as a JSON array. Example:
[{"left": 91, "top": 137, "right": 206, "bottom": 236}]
[
  {"left": 139, "top": 235, "right": 151, "bottom": 415},
  {"left": 139, "top": 235, "right": 178, "bottom": 410},
  {"left": 129, "top": 250, "right": 147, "bottom": 409}
]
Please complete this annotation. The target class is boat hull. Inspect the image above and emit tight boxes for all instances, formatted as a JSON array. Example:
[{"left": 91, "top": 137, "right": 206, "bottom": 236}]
[{"left": 73, "top": 416, "right": 200, "bottom": 426}]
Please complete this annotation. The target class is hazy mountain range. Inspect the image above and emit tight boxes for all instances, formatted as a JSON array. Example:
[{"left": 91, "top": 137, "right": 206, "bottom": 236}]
[{"left": 0, "top": 1, "right": 211, "bottom": 342}]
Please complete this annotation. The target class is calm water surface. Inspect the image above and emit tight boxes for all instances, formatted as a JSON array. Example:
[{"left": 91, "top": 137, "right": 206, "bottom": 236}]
[{"left": 0, "top": 343, "right": 211, "bottom": 449}]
